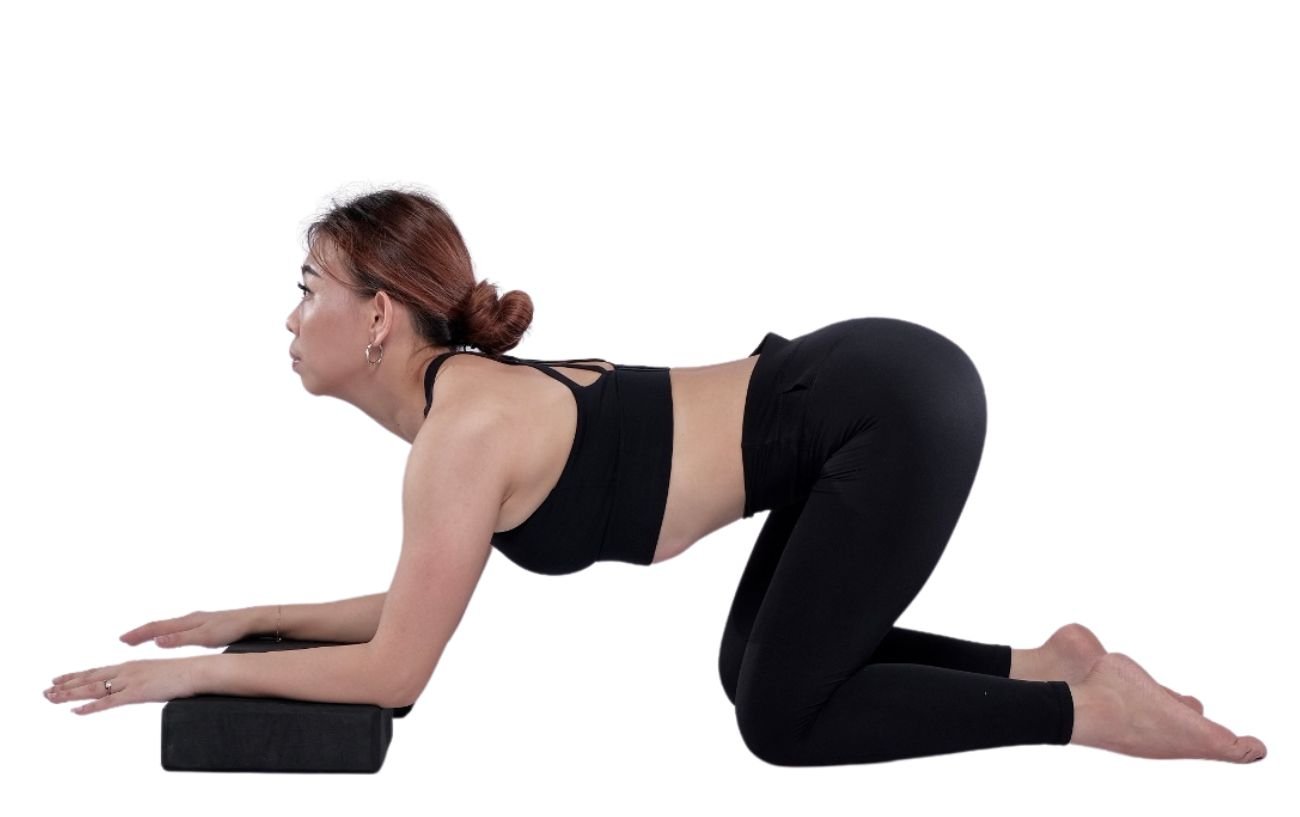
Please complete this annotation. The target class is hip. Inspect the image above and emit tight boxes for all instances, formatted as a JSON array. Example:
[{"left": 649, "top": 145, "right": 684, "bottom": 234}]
[{"left": 741, "top": 317, "right": 986, "bottom": 514}]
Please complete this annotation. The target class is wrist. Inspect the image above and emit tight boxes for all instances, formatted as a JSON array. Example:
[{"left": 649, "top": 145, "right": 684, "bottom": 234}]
[
  {"left": 246, "top": 605, "right": 279, "bottom": 638},
  {"left": 187, "top": 653, "right": 221, "bottom": 697}
]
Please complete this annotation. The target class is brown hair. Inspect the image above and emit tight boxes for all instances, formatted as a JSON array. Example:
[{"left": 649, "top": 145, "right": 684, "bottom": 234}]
[{"left": 304, "top": 185, "right": 533, "bottom": 356}]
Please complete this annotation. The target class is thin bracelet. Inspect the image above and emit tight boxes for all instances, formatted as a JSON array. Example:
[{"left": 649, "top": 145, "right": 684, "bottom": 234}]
[{"left": 275, "top": 605, "right": 282, "bottom": 642}]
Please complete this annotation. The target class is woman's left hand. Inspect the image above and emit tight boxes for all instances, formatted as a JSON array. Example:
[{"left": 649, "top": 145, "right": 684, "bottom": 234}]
[{"left": 42, "top": 657, "right": 201, "bottom": 715}]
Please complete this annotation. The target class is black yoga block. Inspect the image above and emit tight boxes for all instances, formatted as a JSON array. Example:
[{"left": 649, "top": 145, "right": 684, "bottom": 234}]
[{"left": 161, "top": 636, "right": 413, "bottom": 773}]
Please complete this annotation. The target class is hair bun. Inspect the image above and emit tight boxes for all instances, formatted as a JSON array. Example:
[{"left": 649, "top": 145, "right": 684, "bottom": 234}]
[{"left": 304, "top": 187, "right": 532, "bottom": 356}]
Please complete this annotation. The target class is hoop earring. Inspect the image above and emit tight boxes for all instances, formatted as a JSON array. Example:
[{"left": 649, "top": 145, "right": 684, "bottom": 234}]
[{"left": 365, "top": 342, "right": 384, "bottom": 365}]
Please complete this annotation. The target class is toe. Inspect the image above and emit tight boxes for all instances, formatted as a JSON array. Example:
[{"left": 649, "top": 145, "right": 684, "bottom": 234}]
[
  {"left": 1227, "top": 736, "right": 1266, "bottom": 763},
  {"left": 1160, "top": 685, "right": 1205, "bottom": 715}
]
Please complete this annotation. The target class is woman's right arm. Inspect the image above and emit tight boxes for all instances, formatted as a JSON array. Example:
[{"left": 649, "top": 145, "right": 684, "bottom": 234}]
[
  {"left": 247, "top": 592, "right": 387, "bottom": 644},
  {"left": 121, "top": 593, "right": 390, "bottom": 650}
]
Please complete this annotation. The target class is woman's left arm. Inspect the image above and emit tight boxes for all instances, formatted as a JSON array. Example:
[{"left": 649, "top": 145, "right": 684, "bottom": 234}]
[
  {"left": 45, "top": 406, "right": 507, "bottom": 715},
  {"left": 195, "top": 643, "right": 393, "bottom": 704},
  {"left": 43, "top": 643, "right": 391, "bottom": 715}
]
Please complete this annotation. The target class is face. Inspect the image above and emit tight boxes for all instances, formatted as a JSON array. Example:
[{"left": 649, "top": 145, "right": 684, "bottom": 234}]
[{"left": 285, "top": 239, "right": 370, "bottom": 391}]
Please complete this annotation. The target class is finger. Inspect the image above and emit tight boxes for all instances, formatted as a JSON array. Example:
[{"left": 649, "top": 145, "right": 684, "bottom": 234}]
[
  {"left": 151, "top": 622, "right": 205, "bottom": 647},
  {"left": 50, "top": 663, "right": 124, "bottom": 698},
  {"left": 120, "top": 624, "right": 164, "bottom": 644},
  {"left": 45, "top": 682, "right": 86, "bottom": 702},
  {"left": 51, "top": 665, "right": 110, "bottom": 685},
  {"left": 119, "top": 620, "right": 168, "bottom": 644},
  {"left": 72, "top": 684, "right": 127, "bottom": 715},
  {"left": 120, "top": 614, "right": 199, "bottom": 645},
  {"left": 47, "top": 675, "right": 114, "bottom": 703},
  {"left": 153, "top": 632, "right": 191, "bottom": 648}
]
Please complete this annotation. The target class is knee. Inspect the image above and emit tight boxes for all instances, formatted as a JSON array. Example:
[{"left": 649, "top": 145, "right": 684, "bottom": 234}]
[
  {"left": 735, "top": 715, "right": 791, "bottom": 766},
  {"left": 734, "top": 702, "right": 803, "bottom": 767},
  {"left": 718, "top": 632, "right": 746, "bottom": 706},
  {"left": 718, "top": 660, "right": 738, "bottom": 708}
]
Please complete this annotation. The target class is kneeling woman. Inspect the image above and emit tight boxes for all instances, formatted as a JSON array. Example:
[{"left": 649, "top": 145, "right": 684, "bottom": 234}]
[{"left": 46, "top": 188, "right": 1267, "bottom": 767}]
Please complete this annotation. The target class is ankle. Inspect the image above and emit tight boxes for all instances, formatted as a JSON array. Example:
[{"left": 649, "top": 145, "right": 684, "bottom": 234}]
[{"left": 1009, "top": 646, "right": 1045, "bottom": 681}]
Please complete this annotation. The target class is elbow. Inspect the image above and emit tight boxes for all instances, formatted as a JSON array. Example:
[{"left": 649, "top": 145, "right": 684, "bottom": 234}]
[
  {"left": 377, "top": 683, "right": 415, "bottom": 710},
  {"left": 379, "top": 673, "right": 426, "bottom": 710},
  {"left": 377, "top": 675, "right": 416, "bottom": 710},
  {"left": 381, "top": 690, "right": 417, "bottom": 710},
  {"left": 366, "top": 640, "right": 436, "bottom": 710}
]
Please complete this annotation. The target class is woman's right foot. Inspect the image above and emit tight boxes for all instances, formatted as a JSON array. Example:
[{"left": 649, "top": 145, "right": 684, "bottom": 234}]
[
  {"left": 1043, "top": 623, "right": 1204, "bottom": 714},
  {"left": 1068, "top": 652, "right": 1266, "bottom": 763}
]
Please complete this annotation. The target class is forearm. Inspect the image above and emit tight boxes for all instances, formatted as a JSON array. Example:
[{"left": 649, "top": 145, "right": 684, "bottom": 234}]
[
  {"left": 193, "top": 642, "right": 400, "bottom": 708},
  {"left": 250, "top": 593, "right": 387, "bottom": 644}
]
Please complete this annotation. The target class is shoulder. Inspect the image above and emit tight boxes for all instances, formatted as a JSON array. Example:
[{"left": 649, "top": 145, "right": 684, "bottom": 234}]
[{"left": 410, "top": 385, "right": 518, "bottom": 517}]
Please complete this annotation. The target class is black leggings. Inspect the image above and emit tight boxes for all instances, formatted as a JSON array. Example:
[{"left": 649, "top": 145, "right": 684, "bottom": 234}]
[{"left": 722, "top": 317, "right": 1074, "bottom": 765}]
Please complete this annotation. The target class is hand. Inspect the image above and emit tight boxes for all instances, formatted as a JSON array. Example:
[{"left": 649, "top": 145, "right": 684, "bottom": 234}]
[
  {"left": 119, "top": 608, "right": 260, "bottom": 649},
  {"left": 42, "top": 656, "right": 201, "bottom": 715}
]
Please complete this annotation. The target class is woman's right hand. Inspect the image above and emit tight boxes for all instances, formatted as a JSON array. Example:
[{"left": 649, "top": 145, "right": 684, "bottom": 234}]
[{"left": 118, "top": 608, "right": 263, "bottom": 649}]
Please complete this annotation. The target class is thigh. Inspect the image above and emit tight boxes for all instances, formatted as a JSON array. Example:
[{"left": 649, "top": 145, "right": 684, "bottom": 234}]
[
  {"left": 736, "top": 324, "right": 988, "bottom": 714},
  {"left": 718, "top": 494, "right": 809, "bottom": 705},
  {"left": 745, "top": 420, "right": 966, "bottom": 659}
]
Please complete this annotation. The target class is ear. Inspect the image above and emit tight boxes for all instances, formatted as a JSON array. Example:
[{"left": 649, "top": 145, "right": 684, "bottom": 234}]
[{"left": 368, "top": 290, "right": 402, "bottom": 347}]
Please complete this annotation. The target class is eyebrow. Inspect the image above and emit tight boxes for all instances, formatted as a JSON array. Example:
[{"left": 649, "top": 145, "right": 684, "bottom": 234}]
[{"left": 301, "top": 263, "right": 322, "bottom": 278}]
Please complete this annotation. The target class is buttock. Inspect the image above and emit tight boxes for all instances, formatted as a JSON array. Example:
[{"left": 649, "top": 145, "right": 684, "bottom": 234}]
[{"left": 741, "top": 317, "right": 985, "bottom": 518}]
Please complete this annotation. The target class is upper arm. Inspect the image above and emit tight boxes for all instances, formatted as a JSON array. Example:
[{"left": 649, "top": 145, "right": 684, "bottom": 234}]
[{"left": 369, "top": 407, "right": 511, "bottom": 708}]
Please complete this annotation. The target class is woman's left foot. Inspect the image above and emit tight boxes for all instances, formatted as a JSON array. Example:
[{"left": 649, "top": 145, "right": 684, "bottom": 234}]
[{"left": 1024, "top": 623, "right": 1204, "bottom": 715}]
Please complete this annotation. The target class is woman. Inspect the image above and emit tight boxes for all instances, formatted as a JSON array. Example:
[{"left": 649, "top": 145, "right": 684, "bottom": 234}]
[{"left": 44, "top": 188, "right": 1266, "bottom": 765}]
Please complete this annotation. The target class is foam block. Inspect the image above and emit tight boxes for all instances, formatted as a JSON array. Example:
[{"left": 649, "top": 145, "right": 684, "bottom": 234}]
[{"left": 161, "top": 636, "right": 412, "bottom": 773}]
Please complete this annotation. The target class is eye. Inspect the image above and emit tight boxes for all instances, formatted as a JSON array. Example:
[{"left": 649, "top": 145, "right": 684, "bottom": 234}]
[{"left": 297, "top": 282, "right": 311, "bottom": 300}]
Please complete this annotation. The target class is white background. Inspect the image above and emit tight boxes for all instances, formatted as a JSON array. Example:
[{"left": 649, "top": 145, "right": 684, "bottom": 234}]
[{"left": 4, "top": 0, "right": 1294, "bottom": 813}]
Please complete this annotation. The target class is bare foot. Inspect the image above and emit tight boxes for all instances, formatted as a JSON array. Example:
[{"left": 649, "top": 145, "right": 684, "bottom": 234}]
[
  {"left": 1036, "top": 623, "right": 1204, "bottom": 715},
  {"left": 1069, "top": 653, "right": 1266, "bottom": 763}
]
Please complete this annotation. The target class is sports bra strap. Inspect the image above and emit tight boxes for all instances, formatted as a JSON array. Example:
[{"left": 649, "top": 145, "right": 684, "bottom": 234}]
[
  {"left": 507, "top": 354, "right": 609, "bottom": 371},
  {"left": 536, "top": 361, "right": 610, "bottom": 373},
  {"left": 509, "top": 357, "right": 612, "bottom": 388},
  {"left": 423, "top": 350, "right": 614, "bottom": 417}
]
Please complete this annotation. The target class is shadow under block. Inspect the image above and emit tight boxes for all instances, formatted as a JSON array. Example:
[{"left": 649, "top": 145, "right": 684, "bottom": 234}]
[{"left": 161, "top": 636, "right": 413, "bottom": 773}]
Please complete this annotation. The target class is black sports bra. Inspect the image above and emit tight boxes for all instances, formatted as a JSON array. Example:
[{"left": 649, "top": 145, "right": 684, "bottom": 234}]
[{"left": 422, "top": 349, "right": 674, "bottom": 575}]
